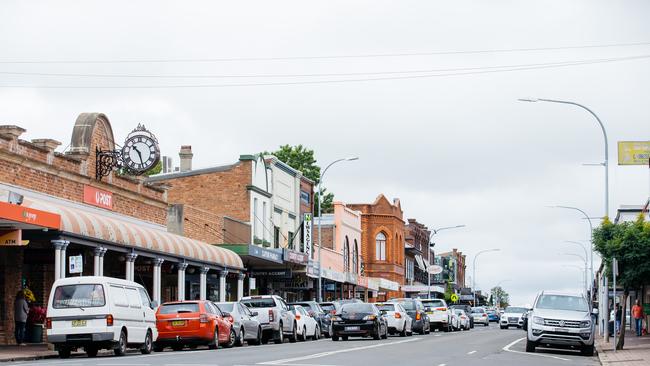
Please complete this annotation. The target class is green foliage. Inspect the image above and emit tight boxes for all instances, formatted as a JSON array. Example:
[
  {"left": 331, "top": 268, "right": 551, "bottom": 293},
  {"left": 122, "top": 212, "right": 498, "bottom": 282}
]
[
  {"left": 144, "top": 161, "right": 162, "bottom": 176},
  {"left": 490, "top": 286, "right": 509, "bottom": 308},
  {"left": 444, "top": 281, "right": 454, "bottom": 303}
]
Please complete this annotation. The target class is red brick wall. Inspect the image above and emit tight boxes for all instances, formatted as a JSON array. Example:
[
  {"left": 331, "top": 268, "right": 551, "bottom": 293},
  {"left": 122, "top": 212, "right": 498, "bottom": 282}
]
[
  {"left": 313, "top": 224, "right": 335, "bottom": 250},
  {"left": 183, "top": 205, "right": 225, "bottom": 244}
]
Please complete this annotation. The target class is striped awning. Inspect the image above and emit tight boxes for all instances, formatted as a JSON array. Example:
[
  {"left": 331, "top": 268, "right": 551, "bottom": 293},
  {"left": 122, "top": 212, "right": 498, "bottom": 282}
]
[{"left": 20, "top": 195, "right": 243, "bottom": 270}]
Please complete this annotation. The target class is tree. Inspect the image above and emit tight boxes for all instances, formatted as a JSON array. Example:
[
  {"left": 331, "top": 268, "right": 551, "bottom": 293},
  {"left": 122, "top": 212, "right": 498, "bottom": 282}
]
[
  {"left": 593, "top": 214, "right": 650, "bottom": 350},
  {"left": 490, "top": 286, "right": 510, "bottom": 308},
  {"left": 444, "top": 281, "right": 455, "bottom": 303},
  {"left": 266, "top": 144, "right": 334, "bottom": 214},
  {"left": 144, "top": 161, "right": 162, "bottom": 176}
]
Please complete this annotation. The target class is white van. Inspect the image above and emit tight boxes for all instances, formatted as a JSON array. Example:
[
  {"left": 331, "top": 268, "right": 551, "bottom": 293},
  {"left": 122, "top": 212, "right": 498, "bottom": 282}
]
[{"left": 46, "top": 276, "right": 158, "bottom": 358}]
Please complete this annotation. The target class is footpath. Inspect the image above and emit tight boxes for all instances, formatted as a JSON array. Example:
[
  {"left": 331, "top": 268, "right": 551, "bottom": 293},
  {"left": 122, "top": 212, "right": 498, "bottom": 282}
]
[{"left": 596, "top": 330, "right": 650, "bottom": 365}]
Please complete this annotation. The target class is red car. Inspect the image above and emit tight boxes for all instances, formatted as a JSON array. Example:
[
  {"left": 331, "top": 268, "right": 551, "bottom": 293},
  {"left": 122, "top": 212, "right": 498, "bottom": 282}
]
[{"left": 154, "top": 300, "right": 235, "bottom": 351}]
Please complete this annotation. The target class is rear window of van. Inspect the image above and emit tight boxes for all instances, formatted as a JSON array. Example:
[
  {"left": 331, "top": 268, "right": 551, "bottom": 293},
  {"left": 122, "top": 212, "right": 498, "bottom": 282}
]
[
  {"left": 53, "top": 284, "right": 105, "bottom": 308},
  {"left": 159, "top": 303, "right": 200, "bottom": 314},
  {"left": 241, "top": 298, "right": 277, "bottom": 308}
]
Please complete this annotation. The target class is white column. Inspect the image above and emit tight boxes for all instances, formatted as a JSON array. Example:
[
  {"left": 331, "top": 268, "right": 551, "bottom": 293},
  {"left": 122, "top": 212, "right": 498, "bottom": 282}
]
[
  {"left": 59, "top": 241, "right": 69, "bottom": 279},
  {"left": 177, "top": 262, "right": 188, "bottom": 301},
  {"left": 93, "top": 247, "right": 103, "bottom": 276},
  {"left": 125, "top": 252, "right": 138, "bottom": 281},
  {"left": 152, "top": 258, "right": 164, "bottom": 304},
  {"left": 237, "top": 273, "right": 245, "bottom": 301},
  {"left": 52, "top": 240, "right": 68, "bottom": 280},
  {"left": 219, "top": 270, "right": 229, "bottom": 302},
  {"left": 99, "top": 248, "right": 107, "bottom": 276},
  {"left": 200, "top": 267, "right": 209, "bottom": 301}
]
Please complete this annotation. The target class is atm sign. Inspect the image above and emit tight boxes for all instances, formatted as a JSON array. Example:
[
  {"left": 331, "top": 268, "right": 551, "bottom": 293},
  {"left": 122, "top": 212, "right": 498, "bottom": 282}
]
[{"left": 83, "top": 186, "right": 113, "bottom": 210}]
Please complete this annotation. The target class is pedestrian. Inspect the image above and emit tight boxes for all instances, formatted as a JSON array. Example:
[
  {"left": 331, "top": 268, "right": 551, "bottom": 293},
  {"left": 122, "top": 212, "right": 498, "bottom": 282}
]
[
  {"left": 632, "top": 299, "right": 645, "bottom": 337},
  {"left": 615, "top": 304, "right": 622, "bottom": 334},
  {"left": 14, "top": 290, "right": 29, "bottom": 345}
]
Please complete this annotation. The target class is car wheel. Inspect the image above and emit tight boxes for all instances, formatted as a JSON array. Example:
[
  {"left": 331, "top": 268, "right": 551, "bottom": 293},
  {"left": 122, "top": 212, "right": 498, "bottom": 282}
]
[
  {"left": 581, "top": 344, "right": 594, "bottom": 356},
  {"left": 342, "top": 336, "right": 348, "bottom": 341},
  {"left": 225, "top": 327, "right": 236, "bottom": 348},
  {"left": 484, "top": 322, "right": 489, "bottom": 326},
  {"left": 443, "top": 324, "right": 449, "bottom": 332},
  {"left": 141, "top": 330, "right": 153, "bottom": 354},
  {"left": 288, "top": 323, "right": 298, "bottom": 343},
  {"left": 153, "top": 343, "right": 164, "bottom": 352},
  {"left": 249, "top": 327, "right": 262, "bottom": 346},
  {"left": 274, "top": 322, "right": 284, "bottom": 344},
  {"left": 313, "top": 325, "right": 320, "bottom": 340},
  {"left": 85, "top": 346, "right": 98, "bottom": 358},
  {"left": 58, "top": 348, "right": 71, "bottom": 359},
  {"left": 299, "top": 326, "right": 307, "bottom": 342},
  {"left": 114, "top": 329, "right": 127, "bottom": 356},
  {"left": 208, "top": 328, "right": 219, "bottom": 350},
  {"left": 382, "top": 325, "right": 388, "bottom": 339},
  {"left": 236, "top": 327, "right": 245, "bottom": 347},
  {"left": 525, "top": 339, "right": 536, "bottom": 353},
  {"left": 332, "top": 334, "right": 339, "bottom": 341},
  {"left": 373, "top": 324, "right": 381, "bottom": 340},
  {"left": 500, "top": 325, "right": 506, "bottom": 329},
  {"left": 400, "top": 323, "right": 407, "bottom": 337}
]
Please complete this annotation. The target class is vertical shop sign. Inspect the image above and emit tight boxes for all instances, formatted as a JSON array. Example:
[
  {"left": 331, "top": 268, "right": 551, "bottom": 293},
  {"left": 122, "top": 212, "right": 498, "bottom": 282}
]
[{"left": 303, "top": 213, "right": 312, "bottom": 259}]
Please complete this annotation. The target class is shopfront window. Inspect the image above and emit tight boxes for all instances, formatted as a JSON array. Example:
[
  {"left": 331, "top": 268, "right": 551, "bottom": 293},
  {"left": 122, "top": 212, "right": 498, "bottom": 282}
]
[{"left": 375, "top": 232, "right": 386, "bottom": 261}]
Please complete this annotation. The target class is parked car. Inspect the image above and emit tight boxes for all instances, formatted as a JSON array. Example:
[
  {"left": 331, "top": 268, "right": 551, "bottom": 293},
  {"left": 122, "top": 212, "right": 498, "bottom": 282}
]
[
  {"left": 421, "top": 299, "right": 451, "bottom": 332},
  {"left": 376, "top": 302, "right": 412, "bottom": 336},
  {"left": 320, "top": 301, "right": 343, "bottom": 316},
  {"left": 240, "top": 295, "right": 297, "bottom": 344},
  {"left": 449, "top": 309, "right": 461, "bottom": 331},
  {"left": 453, "top": 309, "right": 471, "bottom": 330},
  {"left": 524, "top": 291, "right": 595, "bottom": 356},
  {"left": 290, "top": 301, "right": 331, "bottom": 337},
  {"left": 331, "top": 303, "right": 388, "bottom": 341},
  {"left": 46, "top": 276, "right": 157, "bottom": 358},
  {"left": 451, "top": 304, "right": 475, "bottom": 328},
  {"left": 487, "top": 309, "right": 500, "bottom": 322},
  {"left": 471, "top": 307, "right": 490, "bottom": 326},
  {"left": 289, "top": 304, "right": 320, "bottom": 341},
  {"left": 388, "top": 298, "right": 430, "bottom": 335},
  {"left": 337, "top": 298, "right": 364, "bottom": 305},
  {"left": 500, "top": 306, "right": 528, "bottom": 329},
  {"left": 214, "top": 301, "right": 263, "bottom": 346},
  {"left": 155, "top": 300, "right": 233, "bottom": 351}
]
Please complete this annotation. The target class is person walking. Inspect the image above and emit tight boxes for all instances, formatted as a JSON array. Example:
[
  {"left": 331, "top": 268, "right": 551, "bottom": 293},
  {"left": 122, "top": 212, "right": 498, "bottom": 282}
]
[
  {"left": 632, "top": 299, "right": 645, "bottom": 337},
  {"left": 615, "top": 304, "right": 622, "bottom": 334},
  {"left": 14, "top": 290, "right": 29, "bottom": 345}
]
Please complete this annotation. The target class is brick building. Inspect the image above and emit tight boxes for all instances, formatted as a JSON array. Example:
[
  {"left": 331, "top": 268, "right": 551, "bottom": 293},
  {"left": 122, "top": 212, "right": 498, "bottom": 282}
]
[
  {"left": 0, "top": 114, "right": 243, "bottom": 344},
  {"left": 434, "top": 248, "right": 467, "bottom": 291},
  {"left": 402, "top": 219, "right": 437, "bottom": 297},
  {"left": 348, "top": 194, "right": 404, "bottom": 301}
]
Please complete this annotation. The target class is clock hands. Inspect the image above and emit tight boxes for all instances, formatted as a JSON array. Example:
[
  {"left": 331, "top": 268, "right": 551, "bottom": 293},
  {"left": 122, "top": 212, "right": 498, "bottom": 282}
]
[{"left": 132, "top": 145, "right": 145, "bottom": 165}]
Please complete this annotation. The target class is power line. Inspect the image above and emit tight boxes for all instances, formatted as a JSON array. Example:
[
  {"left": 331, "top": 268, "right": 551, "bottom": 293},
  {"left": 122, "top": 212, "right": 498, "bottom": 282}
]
[
  {"left": 1, "top": 41, "right": 649, "bottom": 64},
  {"left": 0, "top": 54, "right": 647, "bottom": 89}
]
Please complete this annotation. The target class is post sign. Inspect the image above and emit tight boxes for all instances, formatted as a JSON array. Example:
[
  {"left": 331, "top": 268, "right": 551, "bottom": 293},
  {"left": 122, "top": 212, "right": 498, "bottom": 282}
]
[
  {"left": 618, "top": 141, "right": 650, "bottom": 165},
  {"left": 450, "top": 293, "right": 459, "bottom": 302},
  {"left": 83, "top": 185, "right": 113, "bottom": 210},
  {"left": 69, "top": 255, "right": 83, "bottom": 274},
  {"left": 303, "top": 213, "right": 313, "bottom": 259}
]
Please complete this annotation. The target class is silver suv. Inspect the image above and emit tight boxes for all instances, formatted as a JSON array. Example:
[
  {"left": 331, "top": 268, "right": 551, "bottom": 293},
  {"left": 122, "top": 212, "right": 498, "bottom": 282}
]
[{"left": 524, "top": 291, "right": 595, "bottom": 356}]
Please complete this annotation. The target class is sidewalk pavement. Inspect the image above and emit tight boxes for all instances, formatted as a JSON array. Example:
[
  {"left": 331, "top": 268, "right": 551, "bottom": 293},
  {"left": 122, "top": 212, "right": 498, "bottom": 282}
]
[
  {"left": 596, "top": 330, "right": 650, "bottom": 366},
  {"left": 0, "top": 344, "right": 57, "bottom": 362}
]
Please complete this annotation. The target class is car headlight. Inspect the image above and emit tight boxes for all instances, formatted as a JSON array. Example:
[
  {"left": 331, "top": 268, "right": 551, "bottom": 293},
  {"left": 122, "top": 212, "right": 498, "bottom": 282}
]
[
  {"left": 362, "top": 315, "right": 377, "bottom": 321},
  {"left": 331, "top": 316, "right": 342, "bottom": 322},
  {"left": 532, "top": 316, "right": 545, "bottom": 325},
  {"left": 580, "top": 320, "right": 591, "bottom": 328}
]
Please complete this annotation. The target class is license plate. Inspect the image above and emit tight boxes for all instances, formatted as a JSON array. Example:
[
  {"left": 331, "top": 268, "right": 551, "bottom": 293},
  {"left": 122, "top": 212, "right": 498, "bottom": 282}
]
[
  {"left": 345, "top": 326, "right": 360, "bottom": 331},
  {"left": 71, "top": 320, "right": 86, "bottom": 327},
  {"left": 426, "top": 312, "right": 434, "bottom": 315},
  {"left": 171, "top": 320, "right": 186, "bottom": 327},
  {"left": 555, "top": 327, "right": 569, "bottom": 332}
]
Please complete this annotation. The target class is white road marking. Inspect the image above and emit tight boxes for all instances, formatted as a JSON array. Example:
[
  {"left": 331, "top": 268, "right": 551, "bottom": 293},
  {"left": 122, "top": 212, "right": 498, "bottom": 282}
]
[
  {"left": 502, "top": 337, "right": 570, "bottom": 361},
  {"left": 438, "top": 364, "right": 446, "bottom": 366},
  {"left": 258, "top": 338, "right": 421, "bottom": 365},
  {"left": 467, "top": 350, "right": 477, "bottom": 354}
]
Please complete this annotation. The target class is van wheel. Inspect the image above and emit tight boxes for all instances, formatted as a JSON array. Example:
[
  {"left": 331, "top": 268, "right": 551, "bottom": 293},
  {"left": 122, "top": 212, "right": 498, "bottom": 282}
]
[
  {"left": 86, "top": 346, "right": 98, "bottom": 357},
  {"left": 208, "top": 328, "right": 219, "bottom": 350},
  {"left": 141, "top": 331, "right": 153, "bottom": 354},
  {"left": 58, "top": 348, "right": 71, "bottom": 359},
  {"left": 114, "top": 330, "right": 127, "bottom": 356}
]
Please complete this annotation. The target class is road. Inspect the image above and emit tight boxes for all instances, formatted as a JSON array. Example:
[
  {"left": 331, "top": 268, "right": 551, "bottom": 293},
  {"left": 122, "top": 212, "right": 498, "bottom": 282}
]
[{"left": 4, "top": 326, "right": 599, "bottom": 366}]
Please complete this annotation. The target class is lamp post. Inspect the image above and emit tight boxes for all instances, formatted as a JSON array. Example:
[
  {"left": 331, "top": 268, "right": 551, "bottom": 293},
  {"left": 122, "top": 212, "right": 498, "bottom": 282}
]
[
  {"left": 562, "top": 252, "right": 588, "bottom": 295},
  {"left": 518, "top": 98, "right": 609, "bottom": 218},
  {"left": 562, "top": 264, "right": 587, "bottom": 292},
  {"left": 317, "top": 157, "right": 358, "bottom": 302},
  {"left": 427, "top": 225, "right": 465, "bottom": 299},
  {"left": 472, "top": 249, "right": 500, "bottom": 305}
]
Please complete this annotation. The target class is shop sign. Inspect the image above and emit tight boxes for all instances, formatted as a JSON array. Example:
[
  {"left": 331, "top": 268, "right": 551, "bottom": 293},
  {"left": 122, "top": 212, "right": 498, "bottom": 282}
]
[
  {"left": 618, "top": 141, "right": 650, "bottom": 165},
  {"left": 303, "top": 213, "right": 312, "bottom": 259},
  {"left": 460, "top": 294, "right": 474, "bottom": 301},
  {"left": 249, "top": 245, "right": 283, "bottom": 263},
  {"left": 69, "top": 255, "right": 83, "bottom": 274},
  {"left": 283, "top": 249, "right": 308, "bottom": 265},
  {"left": 0, "top": 201, "right": 61, "bottom": 229},
  {"left": 249, "top": 277, "right": 256, "bottom": 290},
  {"left": 0, "top": 230, "right": 24, "bottom": 246},
  {"left": 250, "top": 269, "right": 292, "bottom": 278},
  {"left": 83, "top": 185, "right": 113, "bottom": 210},
  {"left": 321, "top": 268, "right": 346, "bottom": 283},
  {"left": 284, "top": 277, "right": 312, "bottom": 290},
  {"left": 307, "top": 261, "right": 320, "bottom": 277}
]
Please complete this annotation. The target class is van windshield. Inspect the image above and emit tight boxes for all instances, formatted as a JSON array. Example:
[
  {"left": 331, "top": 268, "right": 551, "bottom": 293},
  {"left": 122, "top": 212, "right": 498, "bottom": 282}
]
[{"left": 53, "top": 284, "right": 105, "bottom": 308}]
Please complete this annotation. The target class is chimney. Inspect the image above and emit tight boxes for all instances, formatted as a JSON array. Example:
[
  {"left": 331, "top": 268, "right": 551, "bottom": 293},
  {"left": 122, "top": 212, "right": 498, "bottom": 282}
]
[
  {"left": 162, "top": 156, "right": 173, "bottom": 173},
  {"left": 179, "top": 145, "right": 193, "bottom": 172}
]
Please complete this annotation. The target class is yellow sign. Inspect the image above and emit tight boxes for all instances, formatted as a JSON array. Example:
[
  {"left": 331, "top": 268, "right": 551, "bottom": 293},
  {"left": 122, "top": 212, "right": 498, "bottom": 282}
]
[
  {"left": 0, "top": 230, "right": 24, "bottom": 246},
  {"left": 618, "top": 141, "right": 650, "bottom": 165},
  {"left": 450, "top": 293, "right": 459, "bottom": 302}
]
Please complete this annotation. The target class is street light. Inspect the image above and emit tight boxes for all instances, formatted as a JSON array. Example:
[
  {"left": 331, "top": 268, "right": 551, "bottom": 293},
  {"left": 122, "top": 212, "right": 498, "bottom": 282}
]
[
  {"left": 427, "top": 225, "right": 466, "bottom": 299},
  {"left": 562, "top": 264, "right": 588, "bottom": 294},
  {"left": 472, "top": 249, "right": 500, "bottom": 305},
  {"left": 518, "top": 98, "right": 609, "bottom": 218},
  {"left": 317, "top": 156, "right": 358, "bottom": 302},
  {"left": 561, "top": 252, "right": 588, "bottom": 295}
]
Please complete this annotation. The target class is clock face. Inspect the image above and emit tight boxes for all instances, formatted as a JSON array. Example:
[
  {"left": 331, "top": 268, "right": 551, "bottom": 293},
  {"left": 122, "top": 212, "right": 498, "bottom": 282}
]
[{"left": 121, "top": 134, "right": 160, "bottom": 173}]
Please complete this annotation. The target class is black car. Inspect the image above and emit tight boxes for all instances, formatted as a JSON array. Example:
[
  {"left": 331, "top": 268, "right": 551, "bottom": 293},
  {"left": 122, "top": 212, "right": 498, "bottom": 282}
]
[
  {"left": 451, "top": 305, "right": 474, "bottom": 328},
  {"left": 289, "top": 301, "right": 331, "bottom": 337},
  {"left": 320, "top": 301, "right": 343, "bottom": 316},
  {"left": 331, "top": 303, "right": 388, "bottom": 341},
  {"left": 388, "top": 298, "right": 430, "bottom": 335}
]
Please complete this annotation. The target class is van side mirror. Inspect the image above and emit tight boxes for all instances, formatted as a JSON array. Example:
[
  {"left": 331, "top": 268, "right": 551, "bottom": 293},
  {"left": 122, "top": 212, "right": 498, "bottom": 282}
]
[{"left": 150, "top": 300, "right": 159, "bottom": 309}]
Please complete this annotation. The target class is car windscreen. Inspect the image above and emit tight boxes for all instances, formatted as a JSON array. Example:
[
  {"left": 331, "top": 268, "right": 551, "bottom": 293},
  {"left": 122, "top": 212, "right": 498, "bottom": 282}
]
[
  {"left": 376, "top": 304, "right": 396, "bottom": 312},
  {"left": 215, "top": 303, "right": 234, "bottom": 312},
  {"left": 292, "top": 303, "right": 315, "bottom": 312},
  {"left": 487, "top": 310, "right": 496, "bottom": 314},
  {"left": 159, "top": 303, "right": 200, "bottom": 314},
  {"left": 535, "top": 295, "right": 588, "bottom": 312},
  {"left": 454, "top": 309, "right": 464, "bottom": 315},
  {"left": 53, "top": 284, "right": 105, "bottom": 308},
  {"left": 241, "top": 298, "right": 277, "bottom": 308},
  {"left": 422, "top": 300, "right": 445, "bottom": 309},
  {"left": 505, "top": 307, "right": 527, "bottom": 313},
  {"left": 320, "top": 303, "right": 336, "bottom": 312},
  {"left": 341, "top": 303, "right": 374, "bottom": 314},
  {"left": 471, "top": 308, "right": 485, "bottom": 313}
]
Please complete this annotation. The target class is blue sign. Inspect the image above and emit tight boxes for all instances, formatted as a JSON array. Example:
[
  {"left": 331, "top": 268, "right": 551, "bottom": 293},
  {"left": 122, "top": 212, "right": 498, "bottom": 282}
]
[{"left": 249, "top": 245, "right": 283, "bottom": 264}]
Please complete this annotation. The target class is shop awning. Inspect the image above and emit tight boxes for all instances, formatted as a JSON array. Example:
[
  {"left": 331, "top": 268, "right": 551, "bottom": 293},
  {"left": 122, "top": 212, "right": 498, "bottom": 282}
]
[
  {"left": 369, "top": 277, "right": 400, "bottom": 292},
  {"left": 19, "top": 195, "right": 243, "bottom": 270}
]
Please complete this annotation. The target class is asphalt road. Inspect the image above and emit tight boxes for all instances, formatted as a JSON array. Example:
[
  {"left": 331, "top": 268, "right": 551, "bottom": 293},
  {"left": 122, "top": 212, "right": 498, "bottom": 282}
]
[{"left": 4, "top": 325, "right": 600, "bottom": 366}]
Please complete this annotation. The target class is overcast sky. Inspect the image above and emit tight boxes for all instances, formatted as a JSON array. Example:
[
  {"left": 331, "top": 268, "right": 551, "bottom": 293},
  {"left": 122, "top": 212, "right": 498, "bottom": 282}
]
[{"left": 2, "top": 0, "right": 649, "bottom": 305}]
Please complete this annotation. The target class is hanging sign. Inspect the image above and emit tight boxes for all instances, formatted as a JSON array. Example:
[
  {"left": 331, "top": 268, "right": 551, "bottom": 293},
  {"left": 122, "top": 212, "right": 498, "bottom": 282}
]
[
  {"left": 69, "top": 255, "right": 83, "bottom": 274},
  {"left": 303, "top": 213, "right": 313, "bottom": 259}
]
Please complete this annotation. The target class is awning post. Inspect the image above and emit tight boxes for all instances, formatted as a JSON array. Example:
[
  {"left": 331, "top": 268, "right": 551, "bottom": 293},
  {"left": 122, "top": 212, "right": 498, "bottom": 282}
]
[
  {"left": 52, "top": 240, "right": 68, "bottom": 280},
  {"left": 125, "top": 252, "right": 138, "bottom": 281},
  {"left": 200, "top": 267, "right": 209, "bottom": 301},
  {"left": 219, "top": 270, "right": 229, "bottom": 302},
  {"left": 177, "top": 262, "right": 188, "bottom": 301},
  {"left": 153, "top": 258, "right": 164, "bottom": 304},
  {"left": 237, "top": 273, "right": 245, "bottom": 301}
]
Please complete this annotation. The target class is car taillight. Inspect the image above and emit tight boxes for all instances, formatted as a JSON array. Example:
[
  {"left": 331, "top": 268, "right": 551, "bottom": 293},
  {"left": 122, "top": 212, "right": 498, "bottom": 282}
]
[
  {"left": 226, "top": 315, "right": 234, "bottom": 323},
  {"left": 394, "top": 313, "right": 401, "bottom": 319},
  {"left": 106, "top": 314, "right": 114, "bottom": 326},
  {"left": 330, "top": 310, "right": 336, "bottom": 315},
  {"left": 295, "top": 314, "right": 301, "bottom": 320},
  {"left": 269, "top": 309, "right": 275, "bottom": 322},
  {"left": 200, "top": 314, "right": 209, "bottom": 323},
  {"left": 416, "top": 312, "right": 422, "bottom": 321},
  {"left": 483, "top": 313, "right": 487, "bottom": 317},
  {"left": 436, "top": 307, "right": 447, "bottom": 311},
  {"left": 46, "top": 317, "right": 52, "bottom": 329}
]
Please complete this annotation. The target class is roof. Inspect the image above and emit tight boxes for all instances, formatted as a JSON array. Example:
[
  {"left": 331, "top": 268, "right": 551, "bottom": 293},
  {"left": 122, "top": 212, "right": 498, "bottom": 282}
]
[
  {"left": 313, "top": 214, "right": 335, "bottom": 226},
  {"left": 146, "top": 161, "right": 240, "bottom": 182}
]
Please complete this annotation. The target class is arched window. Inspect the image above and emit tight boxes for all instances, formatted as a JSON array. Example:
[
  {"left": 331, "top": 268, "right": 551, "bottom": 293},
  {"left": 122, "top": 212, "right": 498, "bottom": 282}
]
[
  {"left": 375, "top": 232, "right": 386, "bottom": 261},
  {"left": 343, "top": 236, "right": 350, "bottom": 272},
  {"left": 353, "top": 240, "right": 359, "bottom": 273}
]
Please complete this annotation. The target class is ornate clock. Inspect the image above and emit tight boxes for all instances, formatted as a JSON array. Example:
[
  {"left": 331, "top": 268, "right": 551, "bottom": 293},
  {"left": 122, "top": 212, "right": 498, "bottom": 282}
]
[{"left": 121, "top": 125, "right": 160, "bottom": 174}]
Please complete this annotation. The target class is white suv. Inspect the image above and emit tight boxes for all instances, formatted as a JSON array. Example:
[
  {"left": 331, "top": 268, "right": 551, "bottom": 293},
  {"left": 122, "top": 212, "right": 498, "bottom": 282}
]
[
  {"left": 524, "top": 291, "right": 595, "bottom": 356},
  {"left": 240, "top": 295, "right": 297, "bottom": 344},
  {"left": 421, "top": 299, "right": 451, "bottom": 332}
]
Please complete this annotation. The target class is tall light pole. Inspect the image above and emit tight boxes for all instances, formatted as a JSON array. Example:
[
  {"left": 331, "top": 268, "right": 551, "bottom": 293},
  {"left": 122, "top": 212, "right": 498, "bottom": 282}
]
[
  {"left": 562, "top": 252, "right": 588, "bottom": 295},
  {"left": 519, "top": 98, "right": 609, "bottom": 217},
  {"left": 427, "top": 225, "right": 465, "bottom": 299},
  {"left": 472, "top": 249, "right": 500, "bottom": 305},
  {"left": 317, "top": 157, "right": 358, "bottom": 302},
  {"left": 563, "top": 264, "right": 587, "bottom": 293}
]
